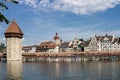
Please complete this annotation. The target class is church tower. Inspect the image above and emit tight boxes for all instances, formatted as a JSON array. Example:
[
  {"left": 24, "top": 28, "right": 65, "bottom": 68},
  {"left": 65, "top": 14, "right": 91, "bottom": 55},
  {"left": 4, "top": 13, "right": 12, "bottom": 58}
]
[
  {"left": 54, "top": 33, "right": 61, "bottom": 46},
  {"left": 4, "top": 20, "right": 23, "bottom": 61}
]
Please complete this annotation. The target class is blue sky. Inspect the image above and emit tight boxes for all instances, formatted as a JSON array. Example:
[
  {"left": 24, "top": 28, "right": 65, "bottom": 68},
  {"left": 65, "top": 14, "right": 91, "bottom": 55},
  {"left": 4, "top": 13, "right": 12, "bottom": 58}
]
[{"left": 1, "top": 0, "right": 120, "bottom": 46}]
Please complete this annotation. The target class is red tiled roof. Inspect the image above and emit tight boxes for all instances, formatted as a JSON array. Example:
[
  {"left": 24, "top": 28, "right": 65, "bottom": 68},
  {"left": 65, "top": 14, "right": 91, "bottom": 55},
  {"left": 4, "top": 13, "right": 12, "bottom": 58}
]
[
  {"left": 38, "top": 41, "right": 55, "bottom": 49},
  {"left": 5, "top": 20, "right": 23, "bottom": 35}
]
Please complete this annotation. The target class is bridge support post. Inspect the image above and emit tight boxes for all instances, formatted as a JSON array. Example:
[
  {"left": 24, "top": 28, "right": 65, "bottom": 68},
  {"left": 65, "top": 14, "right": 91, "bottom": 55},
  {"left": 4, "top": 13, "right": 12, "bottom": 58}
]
[{"left": 81, "top": 54, "right": 84, "bottom": 62}]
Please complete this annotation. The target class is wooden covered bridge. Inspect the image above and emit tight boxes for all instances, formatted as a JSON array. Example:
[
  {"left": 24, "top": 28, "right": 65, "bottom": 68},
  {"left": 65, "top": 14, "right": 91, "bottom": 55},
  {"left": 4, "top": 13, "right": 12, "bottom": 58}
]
[
  {"left": 21, "top": 52, "right": 120, "bottom": 61},
  {"left": 1, "top": 52, "right": 120, "bottom": 61}
]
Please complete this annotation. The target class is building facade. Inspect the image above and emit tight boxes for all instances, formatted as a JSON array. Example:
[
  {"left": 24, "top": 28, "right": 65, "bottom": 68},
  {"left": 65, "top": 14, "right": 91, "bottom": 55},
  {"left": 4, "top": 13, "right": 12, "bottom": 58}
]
[
  {"left": 36, "top": 33, "right": 62, "bottom": 52},
  {"left": 89, "top": 34, "right": 120, "bottom": 52},
  {"left": 36, "top": 41, "right": 55, "bottom": 52},
  {"left": 22, "top": 45, "right": 37, "bottom": 53},
  {"left": 69, "top": 38, "right": 85, "bottom": 52},
  {"left": 60, "top": 42, "right": 70, "bottom": 52}
]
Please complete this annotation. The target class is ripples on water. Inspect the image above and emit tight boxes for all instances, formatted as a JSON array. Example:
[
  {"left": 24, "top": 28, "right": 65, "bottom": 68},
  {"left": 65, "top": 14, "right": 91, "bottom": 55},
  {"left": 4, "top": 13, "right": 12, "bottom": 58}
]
[{"left": 0, "top": 61, "right": 120, "bottom": 80}]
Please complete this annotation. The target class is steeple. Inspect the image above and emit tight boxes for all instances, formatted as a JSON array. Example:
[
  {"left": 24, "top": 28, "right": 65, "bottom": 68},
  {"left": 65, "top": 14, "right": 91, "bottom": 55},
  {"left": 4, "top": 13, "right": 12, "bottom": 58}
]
[
  {"left": 4, "top": 20, "right": 23, "bottom": 38},
  {"left": 54, "top": 32, "right": 60, "bottom": 40},
  {"left": 53, "top": 32, "right": 61, "bottom": 46}
]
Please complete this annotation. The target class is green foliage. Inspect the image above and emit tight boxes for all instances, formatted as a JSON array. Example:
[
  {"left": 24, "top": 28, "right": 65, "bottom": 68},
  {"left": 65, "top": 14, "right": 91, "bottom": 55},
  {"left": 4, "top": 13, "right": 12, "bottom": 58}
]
[
  {"left": 0, "top": 43, "right": 5, "bottom": 52},
  {"left": 0, "top": 13, "right": 9, "bottom": 24},
  {"left": 78, "top": 44, "right": 84, "bottom": 51},
  {"left": 0, "top": 0, "right": 18, "bottom": 24},
  {"left": 78, "top": 44, "right": 83, "bottom": 48}
]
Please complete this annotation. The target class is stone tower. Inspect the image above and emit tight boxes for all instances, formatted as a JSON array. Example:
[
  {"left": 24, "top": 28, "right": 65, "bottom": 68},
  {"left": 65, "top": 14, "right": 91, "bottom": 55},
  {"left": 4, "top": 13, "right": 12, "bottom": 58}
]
[{"left": 4, "top": 20, "right": 23, "bottom": 61}]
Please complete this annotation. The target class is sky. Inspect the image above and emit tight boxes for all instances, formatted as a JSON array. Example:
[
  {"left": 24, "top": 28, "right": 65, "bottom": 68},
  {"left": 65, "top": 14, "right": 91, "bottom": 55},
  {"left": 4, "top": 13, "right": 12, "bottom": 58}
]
[{"left": 1, "top": 0, "right": 120, "bottom": 46}]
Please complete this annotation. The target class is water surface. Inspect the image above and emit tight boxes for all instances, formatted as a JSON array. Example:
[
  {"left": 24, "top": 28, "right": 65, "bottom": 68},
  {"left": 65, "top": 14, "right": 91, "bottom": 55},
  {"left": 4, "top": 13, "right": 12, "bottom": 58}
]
[{"left": 0, "top": 61, "right": 120, "bottom": 80}]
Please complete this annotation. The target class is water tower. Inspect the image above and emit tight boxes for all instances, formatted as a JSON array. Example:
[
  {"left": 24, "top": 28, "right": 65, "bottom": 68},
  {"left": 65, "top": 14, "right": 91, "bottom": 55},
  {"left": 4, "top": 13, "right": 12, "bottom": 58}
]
[{"left": 4, "top": 20, "right": 23, "bottom": 61}]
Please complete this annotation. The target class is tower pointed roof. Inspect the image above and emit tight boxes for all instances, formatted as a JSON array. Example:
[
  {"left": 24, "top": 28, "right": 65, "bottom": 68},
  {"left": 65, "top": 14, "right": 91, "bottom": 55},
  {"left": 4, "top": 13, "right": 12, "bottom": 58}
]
[
  {"left": 54, "top": 32, "right": 60, "bottom": 40},
  {"left": 5, "top": 20, "right": 23, "bottom": 34},
  {"left": 4, "top": 20, "right": 23, "bottom": 38}
]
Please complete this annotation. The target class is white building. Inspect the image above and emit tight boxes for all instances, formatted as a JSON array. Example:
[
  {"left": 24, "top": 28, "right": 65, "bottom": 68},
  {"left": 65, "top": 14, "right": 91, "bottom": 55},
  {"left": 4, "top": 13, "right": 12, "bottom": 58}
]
[
  {"left": 22, "top": 45, "right": 37, "bottom": 53},
  {"left": 89, "top": 34, "right": 120, "bottom": 52},
  {"left": 69, "top": 38, "right": 85, "bottom": 52}
]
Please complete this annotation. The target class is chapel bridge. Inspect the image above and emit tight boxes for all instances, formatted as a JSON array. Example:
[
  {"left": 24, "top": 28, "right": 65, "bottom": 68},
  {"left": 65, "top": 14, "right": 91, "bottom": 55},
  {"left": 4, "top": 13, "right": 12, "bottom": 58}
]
[
  {"left": 22, "top": 52, "right": 120, "bottom": 61},
  {"left": 22, "top": 52, "right": 120, "bottom": 57},
  {"left": 1, "top": 52, "right": 120, "bottom": 61}
]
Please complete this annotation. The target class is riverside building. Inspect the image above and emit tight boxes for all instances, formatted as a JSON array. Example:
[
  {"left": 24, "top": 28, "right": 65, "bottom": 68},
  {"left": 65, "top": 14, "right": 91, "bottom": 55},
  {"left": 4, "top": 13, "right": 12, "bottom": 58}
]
[
  {"left": 36, "top": 33, "right": 62, "bottom": 52},
  {"left": 89, "top": 34, "right": 120, "bottom": 52}
]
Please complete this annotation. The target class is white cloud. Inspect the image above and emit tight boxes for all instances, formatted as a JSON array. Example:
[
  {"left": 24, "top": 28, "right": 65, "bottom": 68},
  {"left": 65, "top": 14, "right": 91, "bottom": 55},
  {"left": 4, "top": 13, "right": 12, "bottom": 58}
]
[
  {"left": 18, "top": 0, "right": 120, "bottom": 14},
  {"left": 59, "top": 29, "right": 120, "bottom": 41},
  {"left": 22, "top": 38, "right": 25, "bottom": 42}
]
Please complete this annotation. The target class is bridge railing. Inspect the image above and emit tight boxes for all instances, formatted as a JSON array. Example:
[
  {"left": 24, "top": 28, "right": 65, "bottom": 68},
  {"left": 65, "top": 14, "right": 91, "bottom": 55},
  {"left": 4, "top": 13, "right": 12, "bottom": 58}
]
[
  {"left": 22, "top": 51, "right": 120, "bottom": 56},
  {"left": 22, "top": 52, "right": 85, "bottom": 56}
]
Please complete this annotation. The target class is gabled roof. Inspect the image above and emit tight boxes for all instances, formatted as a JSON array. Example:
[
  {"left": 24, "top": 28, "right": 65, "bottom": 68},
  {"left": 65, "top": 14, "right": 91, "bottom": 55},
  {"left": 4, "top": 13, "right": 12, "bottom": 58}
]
[
  {"left": 112, "top": 37, "right": 120, "bottom": 44},
  {"left": 38, "top": 41, "right": 55, "bottom": 49},
  {"left": 22, "top": 45, "right": 37, "bottom": 50},
  {"left": 95, "top": 34, "right": 113, "bottom": 41},
  {"left": 5, "top": 20, "right": 23, "bottom": 35}
]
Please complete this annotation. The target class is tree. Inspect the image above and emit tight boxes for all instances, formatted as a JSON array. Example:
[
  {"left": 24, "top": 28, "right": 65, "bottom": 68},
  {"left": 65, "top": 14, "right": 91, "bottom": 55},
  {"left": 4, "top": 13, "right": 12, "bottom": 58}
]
[
  {"left": 0, "top": 43, "right": 6, "bottom": 53},
  {"left": 78, "top": 44, "right": 84, "bottom": 52},
  {"left": 0, "top": 0, "right": 18, "bottom": 24}
]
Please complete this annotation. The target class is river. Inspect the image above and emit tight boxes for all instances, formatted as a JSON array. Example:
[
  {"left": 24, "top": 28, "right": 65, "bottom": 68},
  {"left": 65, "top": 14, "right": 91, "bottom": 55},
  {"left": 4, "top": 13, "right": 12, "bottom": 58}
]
[{"left": 0, "top": 61, "right": 120, "bottom": 80}]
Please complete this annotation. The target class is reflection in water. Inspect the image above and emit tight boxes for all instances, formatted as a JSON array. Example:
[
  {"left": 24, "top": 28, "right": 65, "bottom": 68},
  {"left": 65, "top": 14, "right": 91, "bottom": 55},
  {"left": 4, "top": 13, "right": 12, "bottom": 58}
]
[
  {"left": 55, "top": 63, "right": 60, "bottom": 78},
  {"left": 7, "top": 61, "right": 22, "bottom": 80},
  {"left": 98, "top": 62, "right": 101, "bottom": 77},
  {"left": 111, "top": 62, "right": 117, "bottom": 79}
]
